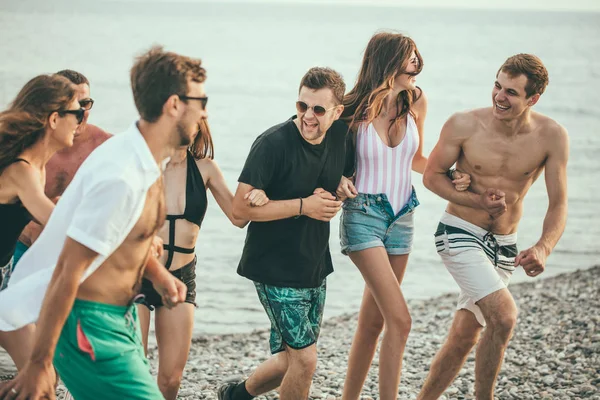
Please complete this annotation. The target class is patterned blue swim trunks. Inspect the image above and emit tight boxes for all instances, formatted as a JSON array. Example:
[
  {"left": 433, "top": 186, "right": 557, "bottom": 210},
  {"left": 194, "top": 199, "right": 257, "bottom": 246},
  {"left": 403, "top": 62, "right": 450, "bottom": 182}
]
[{"left": 254, "top": 280, "right": 326, "bottom": 354}]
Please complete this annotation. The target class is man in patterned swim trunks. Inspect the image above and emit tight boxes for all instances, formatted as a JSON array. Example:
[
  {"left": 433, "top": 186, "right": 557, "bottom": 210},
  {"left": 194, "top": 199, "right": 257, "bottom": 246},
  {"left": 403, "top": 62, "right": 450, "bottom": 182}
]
[
  {"left": 418, "top": 54, "right": 569, "bottom": 400},
  {"left": 217, "top": 67, "right": 348, "bottom": 400}
]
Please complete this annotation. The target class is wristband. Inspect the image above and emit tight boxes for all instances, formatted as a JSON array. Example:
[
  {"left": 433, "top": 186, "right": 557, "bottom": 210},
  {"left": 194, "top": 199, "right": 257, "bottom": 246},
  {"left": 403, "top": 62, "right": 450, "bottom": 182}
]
[
  {"left": 294, "top": 198, "right": 303, "bottom": 219},
  {"left": 446, "top": 168, "right": 456, "bottom": 180}
]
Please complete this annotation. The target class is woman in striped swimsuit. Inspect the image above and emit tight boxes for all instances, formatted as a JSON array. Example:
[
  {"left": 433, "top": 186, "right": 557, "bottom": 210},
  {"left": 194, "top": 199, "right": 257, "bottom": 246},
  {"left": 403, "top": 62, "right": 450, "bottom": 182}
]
[{"left": 337, "top": 32, "right": 470, "bottom": 399}]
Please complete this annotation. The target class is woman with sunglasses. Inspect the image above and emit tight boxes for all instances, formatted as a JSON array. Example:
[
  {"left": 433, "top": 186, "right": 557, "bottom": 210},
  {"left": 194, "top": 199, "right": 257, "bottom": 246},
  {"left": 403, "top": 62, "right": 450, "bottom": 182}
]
[
  {"left": 0, "top": 73, "right": 82, "bottom": 372},
  {"left": 13, "top": 69, "right": 112, "bottom": 268},
  {"left": 137, "top": 118, "right": 268, "bottom": 400},
  {"left": 337, "top": 32, "right": 470, "bottom": 399}
]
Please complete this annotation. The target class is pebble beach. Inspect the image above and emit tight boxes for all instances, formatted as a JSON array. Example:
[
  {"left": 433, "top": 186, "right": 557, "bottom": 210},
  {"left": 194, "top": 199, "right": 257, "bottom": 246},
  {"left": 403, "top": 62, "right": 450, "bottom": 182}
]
[{"left": 2, "top": 265, "right": 598, "bottom": 399}]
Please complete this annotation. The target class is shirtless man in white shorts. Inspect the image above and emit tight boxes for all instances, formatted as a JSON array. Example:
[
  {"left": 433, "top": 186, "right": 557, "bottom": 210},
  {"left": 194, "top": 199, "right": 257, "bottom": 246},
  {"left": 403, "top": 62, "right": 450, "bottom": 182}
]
[{"left": 417, "top": 54, "right": 569, "bottom": 400}]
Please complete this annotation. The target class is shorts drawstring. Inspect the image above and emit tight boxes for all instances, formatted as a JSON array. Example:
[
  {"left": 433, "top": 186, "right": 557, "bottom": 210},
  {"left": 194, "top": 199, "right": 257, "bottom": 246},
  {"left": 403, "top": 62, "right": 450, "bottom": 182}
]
[{"left": 483, "top": 231, "right": 499, "bottom": 266}]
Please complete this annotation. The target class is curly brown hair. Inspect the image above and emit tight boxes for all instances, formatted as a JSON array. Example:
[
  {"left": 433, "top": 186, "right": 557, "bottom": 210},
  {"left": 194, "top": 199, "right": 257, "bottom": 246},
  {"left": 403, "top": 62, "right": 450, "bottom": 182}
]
[
  {"left": 0, "top": 74, "right": 76, "bottom": 174},
  {"left": 342, "top": 31, "right": 423, "bottom": 133},
  {"left": 131, "top": 45, "right": 207, "bottom": 123}
]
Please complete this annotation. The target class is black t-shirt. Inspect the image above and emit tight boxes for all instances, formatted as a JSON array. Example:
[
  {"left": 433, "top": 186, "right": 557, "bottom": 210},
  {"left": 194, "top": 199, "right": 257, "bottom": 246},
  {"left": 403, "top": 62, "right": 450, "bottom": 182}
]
[{"left": 237, "top": 116, "right": 349, "bottom": 288}]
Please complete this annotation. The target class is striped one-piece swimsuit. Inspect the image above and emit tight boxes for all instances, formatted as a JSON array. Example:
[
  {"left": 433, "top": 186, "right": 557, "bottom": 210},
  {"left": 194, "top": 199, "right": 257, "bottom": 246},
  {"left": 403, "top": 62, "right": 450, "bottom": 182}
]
[{"left": 354, "top": 113, "right": 419, "bottom": 215}]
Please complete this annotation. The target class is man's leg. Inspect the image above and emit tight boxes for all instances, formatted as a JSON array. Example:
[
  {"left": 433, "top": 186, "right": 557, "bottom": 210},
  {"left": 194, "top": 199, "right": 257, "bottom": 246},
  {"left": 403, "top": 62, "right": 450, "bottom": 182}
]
[
  {"left": 229, "top": 282, "right": 322, "bottom": 399},
  {"left": 474, "top": 288, "right": 518, "bottom": 400},
  {"left": 228, "top": 346, "right": 313, "bottom": 400},
  {"left": 417, "top": 310, "right": 482, "bottom": 400},
  {"left": 243, "top": 351, "right": 289, "bottom": 395},
  {"left": 54, "top": 300, "right": 163, "bottom": 400},
  {"left": 279, "top": 344, "right": 317, "bottom": 399}
]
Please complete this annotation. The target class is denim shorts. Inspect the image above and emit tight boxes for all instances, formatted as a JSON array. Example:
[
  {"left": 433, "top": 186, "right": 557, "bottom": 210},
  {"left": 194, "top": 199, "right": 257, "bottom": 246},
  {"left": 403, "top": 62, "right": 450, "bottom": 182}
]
[
  {"left": 340, "top": 189, "right": 419, "bottom": 256},
  {"left": 254, "top": 279, "right": 326, "bottom": 354}
]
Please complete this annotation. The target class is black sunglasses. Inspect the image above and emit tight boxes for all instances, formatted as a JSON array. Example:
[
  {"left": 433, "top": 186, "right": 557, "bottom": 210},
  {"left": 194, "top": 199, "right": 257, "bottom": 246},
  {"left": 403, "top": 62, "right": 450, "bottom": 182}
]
[
  {"left": 79, "top": 98, "right": 94, "bottom": 110},
  {"left": 179, "top": 95, "right": 208, "bottom": 110},
  {"left": 296, "top": 101, "right": 337, "bottom": 117},
  {"left": 58, "top": 108, "right": 85, "bottom": 124}
]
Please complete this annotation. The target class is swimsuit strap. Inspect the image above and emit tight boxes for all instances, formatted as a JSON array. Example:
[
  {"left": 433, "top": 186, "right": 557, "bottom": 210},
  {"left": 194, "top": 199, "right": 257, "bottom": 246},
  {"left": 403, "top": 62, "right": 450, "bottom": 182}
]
[{"left": 162, "top": 214, "right": 195, "bottom": 270}]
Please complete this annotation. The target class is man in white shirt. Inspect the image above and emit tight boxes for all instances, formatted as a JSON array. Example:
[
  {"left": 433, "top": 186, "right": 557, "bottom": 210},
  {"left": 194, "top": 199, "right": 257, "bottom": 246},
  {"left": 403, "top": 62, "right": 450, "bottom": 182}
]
[{"left": 0, "top": 46, "right": 209, "bottom": 400}]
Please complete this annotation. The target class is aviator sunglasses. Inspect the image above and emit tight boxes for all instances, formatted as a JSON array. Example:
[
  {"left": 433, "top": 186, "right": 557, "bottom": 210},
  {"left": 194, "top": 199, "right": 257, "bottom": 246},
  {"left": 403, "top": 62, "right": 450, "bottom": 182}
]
[
  {"left": 58, "top": 108, "right": 85, "bottom": 124},
  {"left": 295, "top": 101, "right": 337, "bottom": 117}
]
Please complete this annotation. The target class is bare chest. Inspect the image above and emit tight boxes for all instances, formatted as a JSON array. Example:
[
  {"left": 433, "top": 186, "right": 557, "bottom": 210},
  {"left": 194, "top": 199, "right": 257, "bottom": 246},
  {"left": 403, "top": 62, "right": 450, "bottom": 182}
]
[
  {"left": 127, "top": 178, "right": 167, "bottom": 242},
  {"left": 45, "top": 143, "right": 98, "bottom": 197},
  {"left": 461, "top": 131, "right": 547, "bottom": 181}
]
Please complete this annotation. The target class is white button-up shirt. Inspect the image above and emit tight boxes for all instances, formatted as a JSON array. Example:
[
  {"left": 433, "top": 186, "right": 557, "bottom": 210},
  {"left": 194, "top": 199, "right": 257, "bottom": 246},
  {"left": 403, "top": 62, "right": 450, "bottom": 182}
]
[{"left": 0, "top": 123, "right": 165, "bottom": 331}]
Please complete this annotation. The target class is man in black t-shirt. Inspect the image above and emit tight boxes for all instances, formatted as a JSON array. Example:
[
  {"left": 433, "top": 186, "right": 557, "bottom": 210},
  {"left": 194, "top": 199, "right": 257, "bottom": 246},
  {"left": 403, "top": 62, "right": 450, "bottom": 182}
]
[{"left": 217, "top": 68, "right": 347, "bottom": 400}]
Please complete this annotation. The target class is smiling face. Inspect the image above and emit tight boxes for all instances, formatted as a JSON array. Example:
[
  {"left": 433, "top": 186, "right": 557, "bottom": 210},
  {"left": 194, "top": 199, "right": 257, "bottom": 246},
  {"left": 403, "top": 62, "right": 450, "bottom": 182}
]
[
  {"left": 295, "top": 86, "right": 343, "bottom": 144},
  {"left": 492, "top": 71, "right": 540, "bottom": 120},
  {"left": 394, "top": 51, "right": 420, "bottom": 92}
]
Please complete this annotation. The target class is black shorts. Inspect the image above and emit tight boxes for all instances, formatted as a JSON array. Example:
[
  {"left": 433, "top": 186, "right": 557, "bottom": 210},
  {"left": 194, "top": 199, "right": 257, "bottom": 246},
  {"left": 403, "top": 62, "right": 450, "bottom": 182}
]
[{"left": 139, "top": 257, "right": 197, "bottom": 310}]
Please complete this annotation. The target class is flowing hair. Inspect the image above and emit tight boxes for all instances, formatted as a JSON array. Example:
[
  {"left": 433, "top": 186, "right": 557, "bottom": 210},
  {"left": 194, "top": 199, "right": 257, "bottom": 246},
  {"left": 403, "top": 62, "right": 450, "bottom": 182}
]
[
  {"left": 189, "top": 118, "right": 214, "bottom": 160},
  {"left": 342, "top": 32, "right": 423, "bottom": 135},
  {"left": 0, "top": 74, "right": 76, "bottom": 174}
]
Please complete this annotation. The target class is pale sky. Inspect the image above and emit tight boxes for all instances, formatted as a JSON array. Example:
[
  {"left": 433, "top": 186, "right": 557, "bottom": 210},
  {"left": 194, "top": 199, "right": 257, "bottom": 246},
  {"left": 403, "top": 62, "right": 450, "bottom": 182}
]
[{"left": 107, "top": 0, "right": 600, "bottom": 12}]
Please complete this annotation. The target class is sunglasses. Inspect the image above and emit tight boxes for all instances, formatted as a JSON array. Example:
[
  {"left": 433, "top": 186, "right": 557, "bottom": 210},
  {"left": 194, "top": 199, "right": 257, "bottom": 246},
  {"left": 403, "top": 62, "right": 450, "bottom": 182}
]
[
  {"left": 179, "top": 95, "right": 208, "bottom": 110},
  {"left": 79, "top": 98, "right": 94, "bottom": 110},
  {"left": 58, "top": 108, "right": 85, "bottom": 124},
  {"left": 295, "top": 101, "right": 337, "bottom": 117}
]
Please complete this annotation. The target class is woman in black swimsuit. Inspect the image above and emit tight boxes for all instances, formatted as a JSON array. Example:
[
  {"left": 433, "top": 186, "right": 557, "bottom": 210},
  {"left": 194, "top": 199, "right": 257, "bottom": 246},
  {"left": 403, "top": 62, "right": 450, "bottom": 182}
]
[
  {"left": 0, "top": 74, "right": 82, "bottom": 371},
  {"left": 137, "top": 119, "right": 268, "bottom": 399}
]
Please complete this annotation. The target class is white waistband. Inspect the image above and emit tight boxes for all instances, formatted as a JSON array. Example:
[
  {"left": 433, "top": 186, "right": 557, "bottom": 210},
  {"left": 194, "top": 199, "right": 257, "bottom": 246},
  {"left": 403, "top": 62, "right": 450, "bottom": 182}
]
[{"left": 440, "top": 212, "right": 517, "bottom": 246}]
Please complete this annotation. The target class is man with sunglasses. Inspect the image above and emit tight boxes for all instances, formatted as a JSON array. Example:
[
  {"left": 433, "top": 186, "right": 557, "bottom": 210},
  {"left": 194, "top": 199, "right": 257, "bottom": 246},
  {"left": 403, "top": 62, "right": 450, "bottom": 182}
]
[
  {"left": 13, "top": 70, "right": 112, "bottom": 268},
  {"left": 0, "top": 47, "right": 206, "bottom": 399},
  {"left": 218, "top": 67, "right": 348, "bottom": 400}
]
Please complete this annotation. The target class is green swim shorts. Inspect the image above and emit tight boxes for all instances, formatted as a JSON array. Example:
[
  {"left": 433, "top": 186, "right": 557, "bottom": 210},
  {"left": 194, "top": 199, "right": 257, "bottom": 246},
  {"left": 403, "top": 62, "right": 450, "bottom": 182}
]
[
  {"left": 54, "top": 299, "right": 163, "bottom": 399},
  {"left": 254, "top": 279, "right": 326, "bottom": 354}
]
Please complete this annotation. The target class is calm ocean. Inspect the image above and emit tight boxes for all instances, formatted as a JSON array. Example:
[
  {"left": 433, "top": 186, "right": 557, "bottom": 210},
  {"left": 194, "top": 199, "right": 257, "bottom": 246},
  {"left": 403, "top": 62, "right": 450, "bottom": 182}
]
[{"left": 1, "top": 0, "right": 598, "bottom": 335}]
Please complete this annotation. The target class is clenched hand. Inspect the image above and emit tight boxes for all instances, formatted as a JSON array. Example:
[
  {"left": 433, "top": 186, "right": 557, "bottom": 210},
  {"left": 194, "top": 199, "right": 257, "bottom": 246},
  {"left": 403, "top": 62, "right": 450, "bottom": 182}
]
[
  {"left": 480, "top": 188, "right": 507, "bottom": 218},
  {"left": 302, "top": 189, "right": 342, "bottom": 222}
]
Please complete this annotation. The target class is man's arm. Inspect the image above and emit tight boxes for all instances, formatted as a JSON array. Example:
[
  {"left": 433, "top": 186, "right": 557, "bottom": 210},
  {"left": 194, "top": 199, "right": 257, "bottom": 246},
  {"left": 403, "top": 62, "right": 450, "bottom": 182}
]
[
  {"left": 422, "top": 113, "right": 482, "bottom": 208},
  {"left": 538, "top": 125, "right": 569, "bottom": 253},
  {"left": 232, "top": 182, "right": 341, "bottom": 222},
  {"left": 0, "top": 238, "right": 98, "bottom": 400},
  {"left": 515, "top": 125, "right": 569, "bottom": 275},
  {"left": 143, "top": 255, "right": 187, "bottom": 308},
  {"left": 29, "top": 238, "right": 97, "bottom": 363}
]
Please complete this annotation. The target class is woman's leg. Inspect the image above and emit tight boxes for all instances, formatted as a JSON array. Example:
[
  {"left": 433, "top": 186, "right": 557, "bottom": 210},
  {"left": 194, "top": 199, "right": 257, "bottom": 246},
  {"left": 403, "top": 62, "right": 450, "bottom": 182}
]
[
  {"left": 342, "top": 248, "right": 411, "bottom": 400},
  {"left": 342, "top": 283, "right": 384, "bottom": 399},
  {"left": 154, "top": 303, "right": 195, "bottom": 400}
]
